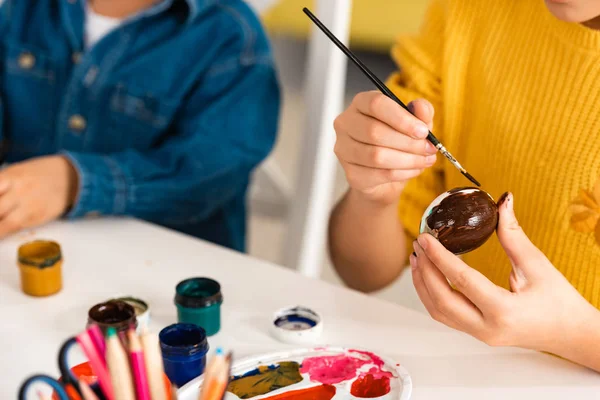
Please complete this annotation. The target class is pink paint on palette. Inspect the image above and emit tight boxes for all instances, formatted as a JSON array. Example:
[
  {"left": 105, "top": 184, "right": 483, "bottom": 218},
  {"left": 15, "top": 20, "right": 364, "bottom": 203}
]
[{"left": 300, "top": 350, "right": 393, "bottom": 385}]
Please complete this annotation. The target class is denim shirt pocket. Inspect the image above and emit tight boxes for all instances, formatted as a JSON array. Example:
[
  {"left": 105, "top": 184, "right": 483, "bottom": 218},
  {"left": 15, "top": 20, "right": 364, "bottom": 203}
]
[
  {"left": 105, "top": 83, "right": 178, "bottom": 151},
  {"left": 2, "top": 41, "right": 56, "bottom": 155}
]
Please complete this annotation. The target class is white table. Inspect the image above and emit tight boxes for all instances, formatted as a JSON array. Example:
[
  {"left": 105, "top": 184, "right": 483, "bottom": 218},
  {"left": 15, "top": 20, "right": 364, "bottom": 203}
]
[{"left": 1, "top": 219, "right": 599, "bottom": 399}]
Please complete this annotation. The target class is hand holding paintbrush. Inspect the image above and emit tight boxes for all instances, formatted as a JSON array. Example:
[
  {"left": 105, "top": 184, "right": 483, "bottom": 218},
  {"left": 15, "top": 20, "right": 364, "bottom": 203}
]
[{"left": 302, "top": 8, "right": 480, "bottom": 188}]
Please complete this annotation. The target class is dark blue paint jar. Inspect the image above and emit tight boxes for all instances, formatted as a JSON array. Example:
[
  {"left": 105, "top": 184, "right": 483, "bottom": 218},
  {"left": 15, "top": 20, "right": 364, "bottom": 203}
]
[{"left": 159, "top": 323, "right": 209, "bottom": 387}]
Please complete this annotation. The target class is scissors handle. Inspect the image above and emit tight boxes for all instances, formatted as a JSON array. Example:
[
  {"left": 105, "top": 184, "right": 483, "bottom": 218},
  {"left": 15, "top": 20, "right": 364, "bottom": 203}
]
[
  {"left": 59, "top": 337, "right": 81, "bottom": 394},
  {"left": 18, "top": 374, "right": 70, "bottom": 400}
]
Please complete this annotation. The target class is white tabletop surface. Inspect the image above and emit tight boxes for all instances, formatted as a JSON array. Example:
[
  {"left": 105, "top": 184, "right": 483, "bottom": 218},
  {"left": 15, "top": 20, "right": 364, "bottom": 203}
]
[{"left": 1, "top": 218, "right": 600, "bottom": 399}]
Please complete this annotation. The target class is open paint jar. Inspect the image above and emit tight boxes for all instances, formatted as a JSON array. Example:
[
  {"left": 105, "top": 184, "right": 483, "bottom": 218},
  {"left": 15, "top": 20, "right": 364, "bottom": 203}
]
[
  {"left": 159, "top": 323, "right": 209, "bottom": 387},
  {"left": 175, "top": 277, "right": 223, "bottom": 336},
  {"left": 18, "top": 240, "right": 63, "bottom": 297},
  {"left": 109, "top": 296, "right": 150, "bottom": 331},
  {"left": 88, "top": 300, "right": 137, "bottom": 334}
]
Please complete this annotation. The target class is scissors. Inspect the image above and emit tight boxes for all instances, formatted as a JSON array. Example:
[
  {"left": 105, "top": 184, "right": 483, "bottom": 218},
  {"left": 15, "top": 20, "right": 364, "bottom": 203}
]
[{"left": 18, "top": 337, "right": 83, "bottom": 400}]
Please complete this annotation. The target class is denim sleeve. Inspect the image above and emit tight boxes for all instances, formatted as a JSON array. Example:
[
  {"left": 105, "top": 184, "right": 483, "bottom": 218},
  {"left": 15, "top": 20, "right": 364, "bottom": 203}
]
[
  {"left": 0, "top": 0, "right": 8, "bottom": 158},
  {"left": 63, "top": 60, "right": 280, "bottom": 224}
]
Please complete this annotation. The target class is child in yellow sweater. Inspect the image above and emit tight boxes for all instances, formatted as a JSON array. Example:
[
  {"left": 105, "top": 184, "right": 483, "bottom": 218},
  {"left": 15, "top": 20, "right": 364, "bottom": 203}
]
[{"left": 329, "top": 0, "right": 600, "bottom": 372}]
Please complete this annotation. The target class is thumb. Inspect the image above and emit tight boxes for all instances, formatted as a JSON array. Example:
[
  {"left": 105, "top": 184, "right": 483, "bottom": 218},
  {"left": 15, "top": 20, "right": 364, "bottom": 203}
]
[
  {"left": 407, "top": 98, "right": 434, "bottom": 130},
  {"left": 497, "top": 192, "right": 545, "bottom": 275}
]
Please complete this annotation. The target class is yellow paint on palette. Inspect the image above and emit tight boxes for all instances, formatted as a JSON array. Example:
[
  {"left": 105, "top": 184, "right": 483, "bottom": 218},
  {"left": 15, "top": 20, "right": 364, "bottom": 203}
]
[
  {"left": 227, "top": 362, "right": 303, "bottom": 399},
  {"left": 261, "top": 0, "right": 429, "bottom": 53}
]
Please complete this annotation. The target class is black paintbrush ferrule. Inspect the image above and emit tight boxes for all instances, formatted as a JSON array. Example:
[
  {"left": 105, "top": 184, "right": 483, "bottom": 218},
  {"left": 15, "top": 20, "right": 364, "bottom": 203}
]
[
  {"left": 426, "top": 132, "right": 440, "bottom": 147},
  {"left": 303, "top": 7, "right": 480, "bottom": 186}
]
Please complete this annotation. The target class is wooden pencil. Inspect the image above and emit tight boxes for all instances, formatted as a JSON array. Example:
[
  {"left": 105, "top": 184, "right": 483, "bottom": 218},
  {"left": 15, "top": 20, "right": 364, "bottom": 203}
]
[
  {"left": 106, "top": 327, "right": 136, "bottom": 400},
  {"left": 36, "top": 390, "right": 51, "bottom": 400},
  {"left": 198, "top": 349, "right": 230, "bottom": 400},
  {"left": 79, "top": 381, "right": 100, "bottom": 400},
  {"left": 128, "top": 329, "right": 151, "bottom": 400},
  {"left": 141, "top": 329, "right": 168, "bottom": 400},
  {"left": 170, "top": 384, "right": 178, "bottom": 400}
]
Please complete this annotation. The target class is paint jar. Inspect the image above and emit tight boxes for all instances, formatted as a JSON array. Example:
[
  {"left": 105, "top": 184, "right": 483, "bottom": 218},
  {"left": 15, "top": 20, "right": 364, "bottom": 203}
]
[
  {"left": 175, "top": 277, "right": 223, "bottom": 336},
  {"left": 88, "top": 300, "right": 137, "bottom": 335},
  {"left": 18, "top": 240, "right": 63, "bottom": 297},
  {"left": 109, "top": 296, "right": 150, "bottom": 331},
  {"left": 159, "top": 323, "right": 209, "bottom": 387}
]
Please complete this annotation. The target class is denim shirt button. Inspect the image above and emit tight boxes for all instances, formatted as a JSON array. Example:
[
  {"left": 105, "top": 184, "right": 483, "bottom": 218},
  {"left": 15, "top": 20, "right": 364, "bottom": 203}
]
[
  {"left": 72, "top": 53, "right": 82, "bottom": 64},
  {"left": 68, "top": 115, "right": 87, "bottom": 133},
  {"left": 85, "top": 211, "right": 101, "bottom": 218},
  {"left": 18, "top": 53, "right": 36, "bottom": 70}
]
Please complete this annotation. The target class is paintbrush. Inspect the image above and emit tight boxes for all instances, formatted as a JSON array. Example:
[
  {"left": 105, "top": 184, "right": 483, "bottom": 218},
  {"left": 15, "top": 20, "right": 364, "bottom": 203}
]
[
  {"left": 198, "top": 349, "right": 232, "bottom": 400},
  {"left": 303, "top": 7, "right": 481, "bottom": 187}
]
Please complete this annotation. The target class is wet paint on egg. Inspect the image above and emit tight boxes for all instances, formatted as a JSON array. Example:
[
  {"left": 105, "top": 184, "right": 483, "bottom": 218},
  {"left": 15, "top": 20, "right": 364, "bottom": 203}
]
[{"left": 419, "top": 187, "right": 499, "bottom": 254}]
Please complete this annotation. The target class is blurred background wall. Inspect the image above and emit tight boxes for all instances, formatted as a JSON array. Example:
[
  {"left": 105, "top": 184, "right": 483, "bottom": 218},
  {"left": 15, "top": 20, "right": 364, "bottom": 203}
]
[{"left": 245, "top": 0, "right": 429, "bottom": 312}]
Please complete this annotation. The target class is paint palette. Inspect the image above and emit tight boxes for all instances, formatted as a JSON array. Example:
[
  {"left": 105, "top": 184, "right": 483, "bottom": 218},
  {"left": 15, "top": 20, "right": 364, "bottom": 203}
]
[{"left": 178, "top": 347, "right": 412, "bottom": 400}]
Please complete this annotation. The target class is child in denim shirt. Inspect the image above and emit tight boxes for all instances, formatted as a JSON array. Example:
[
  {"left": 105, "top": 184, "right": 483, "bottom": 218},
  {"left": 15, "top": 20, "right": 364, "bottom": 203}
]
[{"left": 0, "top": 0, "right": 280, "bottom": 252}]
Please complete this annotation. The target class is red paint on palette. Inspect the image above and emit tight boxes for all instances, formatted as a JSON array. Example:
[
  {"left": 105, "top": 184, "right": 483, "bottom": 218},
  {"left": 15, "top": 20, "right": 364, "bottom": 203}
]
[
  {"left": 350, "top": 374, "right": 391, "bottom": 398},
  {"left": 263, "top": 385, "right": 336, "bottom": 400}
]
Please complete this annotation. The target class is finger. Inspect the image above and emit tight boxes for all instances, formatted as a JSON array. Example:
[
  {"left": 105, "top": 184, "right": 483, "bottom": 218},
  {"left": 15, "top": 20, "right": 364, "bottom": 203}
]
[
  {"left": 497, "top": 192, "right": 546, "bottom": 273},
  {"left": 0, "top": 179, "right": 11, "bottom": 196},
  {"left": 410, "top": 254, "right": 464, "bottom": 331},
  {"left": 414, "top": 241, "right": 485, "bottom": 331},
  {"left": 417, "top": 233, "right": 505, "bottom": 311},
  {"left": 342, "top": 163, "right": 423, "bottom": 191},
  {"left": 335, "top": 111, "right": 437, "bottom": 155},
  {"left": 0, "top": 190, "right": 18, "bottom": 219},
  {"left": 407, "top": 98, "right": 434, "bottom": 130},
  {"left": 0, "top": 207, "right": 24, "bottom": 238},
  {"left": 335, "top": 134, "right": 437, "bottom": 170},
  {"left": 352, "top": 92, "right": 431, "bottom": 139}
]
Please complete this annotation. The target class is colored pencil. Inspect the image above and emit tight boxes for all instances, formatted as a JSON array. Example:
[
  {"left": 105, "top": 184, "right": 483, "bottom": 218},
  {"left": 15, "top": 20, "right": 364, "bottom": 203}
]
[
  {"left": 79, "top": 381, "right": 100, "bottom": 400},
  {"left": 128, "top": 328, "right": 152, "bottom": 400},
  {"left": 170, "top": 384, "right": 178, "bottom": 400},
  {"left": 198, "top": 349, "right": 231, "bottom": 400},
  {"left": 37, "top": 390, "right": 51, "bottom": 400},
  {"left": 87, "top": 324, "right": 106, "bottom": 361},
  {"left": 141, "top": 329, "right": 168, "bottom": 400},
  {"left": 106, "top": 327, "right": 136, "bottom": 400},
  {"left": 77, "top": 330, "right": 114, "bottom": 400}
]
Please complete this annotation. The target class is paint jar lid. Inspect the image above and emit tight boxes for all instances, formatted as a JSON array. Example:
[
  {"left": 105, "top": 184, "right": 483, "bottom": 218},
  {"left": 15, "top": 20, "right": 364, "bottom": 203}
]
[
  {"left": 175, "top": 277, "right": 223, "bottom": 308},
  {"left": 270, "top": 306, "right": 323, "bottom": 345},
  {"left": 18, "top": 240, "right": 62, "bottom": 268},
  {"left": 109, "top": 296, "right": 150, "bottom": 331}
]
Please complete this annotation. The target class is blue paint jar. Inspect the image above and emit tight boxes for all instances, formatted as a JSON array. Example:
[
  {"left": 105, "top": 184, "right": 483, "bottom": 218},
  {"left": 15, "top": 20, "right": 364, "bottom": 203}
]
[
  {"left": 159, "top": 323, "right": 209, "bottom": 387},
  {"left": 175, "top": 277, "right": 223, "bottom": 336}
]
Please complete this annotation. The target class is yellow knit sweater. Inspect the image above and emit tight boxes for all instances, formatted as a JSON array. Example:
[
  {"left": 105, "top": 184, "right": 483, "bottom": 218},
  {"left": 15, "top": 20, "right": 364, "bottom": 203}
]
[{"left": 389, "top": 0, "right": 600, "bottom": 309}]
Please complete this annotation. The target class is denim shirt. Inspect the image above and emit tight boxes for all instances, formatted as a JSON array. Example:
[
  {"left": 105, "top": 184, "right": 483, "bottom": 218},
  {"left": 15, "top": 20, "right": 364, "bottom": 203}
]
[{"left": 0, "top": 0, "right": 280, "bottom": 252}]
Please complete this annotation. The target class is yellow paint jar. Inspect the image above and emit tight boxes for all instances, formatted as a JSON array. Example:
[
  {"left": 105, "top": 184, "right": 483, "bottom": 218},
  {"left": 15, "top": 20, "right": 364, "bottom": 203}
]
[{"left": 18, "top": 240, "right": 63, "bottom": 297}]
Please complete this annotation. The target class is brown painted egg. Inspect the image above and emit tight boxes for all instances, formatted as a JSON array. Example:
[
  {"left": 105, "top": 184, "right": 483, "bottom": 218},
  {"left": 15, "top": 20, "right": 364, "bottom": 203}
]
[{"left": 419, "top": 187, "right": 499, "bottom": 255}]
